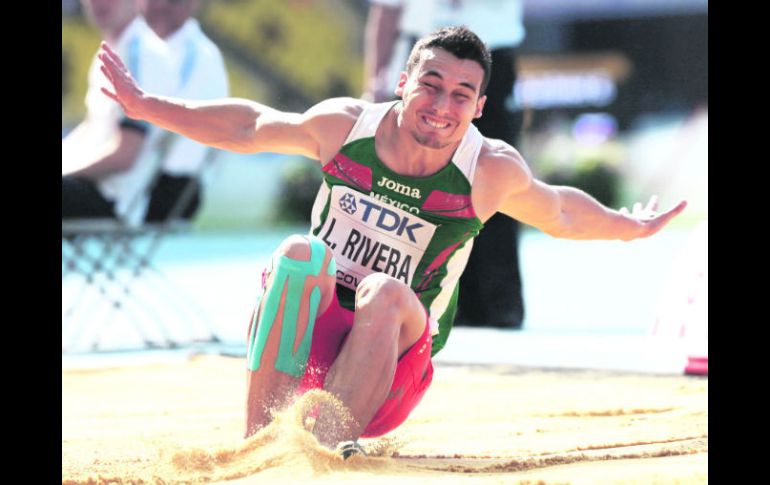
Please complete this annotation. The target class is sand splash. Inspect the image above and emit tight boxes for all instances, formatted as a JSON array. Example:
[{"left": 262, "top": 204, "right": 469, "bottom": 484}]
[
  {"left": 63, "top": 390, "right": 394, "bottom": 485},
  {"left": 62, "top": 358, "right": 708, "bottom": 484}
]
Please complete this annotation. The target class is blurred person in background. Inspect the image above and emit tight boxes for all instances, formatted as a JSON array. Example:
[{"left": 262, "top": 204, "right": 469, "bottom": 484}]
[
  {"left": 139, "top": 0, "right": 229, "bottom": 221},
  {"left": 62, "top": 0, "right": 176, "bottom": 225},
  {"left": 97, "top": 26, "right": 686, "bottom": 456},
  {"left": 364, "top": 0, "right": 527, "bottom": 329}
]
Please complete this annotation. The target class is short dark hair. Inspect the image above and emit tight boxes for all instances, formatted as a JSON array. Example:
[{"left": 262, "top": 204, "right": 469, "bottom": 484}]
[{"left": 405, "top": 26, "right": 492, "bottom": 95}]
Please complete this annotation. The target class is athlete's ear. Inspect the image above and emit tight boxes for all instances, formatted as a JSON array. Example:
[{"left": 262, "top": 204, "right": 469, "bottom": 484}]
[
  {"left": 394, "top": 71, "right": 408, "bottom": 97},
  {"left": 474, "top": 94, "right": 487, "bottom": 119}
]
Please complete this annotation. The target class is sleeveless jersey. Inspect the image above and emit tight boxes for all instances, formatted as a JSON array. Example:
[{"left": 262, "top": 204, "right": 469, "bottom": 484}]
[{"left": 310, "top": 101, "right": 485, "bottom": 356}]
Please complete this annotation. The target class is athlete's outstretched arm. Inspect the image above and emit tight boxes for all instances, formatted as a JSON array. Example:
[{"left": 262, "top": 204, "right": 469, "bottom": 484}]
[
  {"left": 492, "top": 146, "right": 687, "bottom": 241},
  {"left": 98, "top": 42, "right": 333, "bottom": 159}
]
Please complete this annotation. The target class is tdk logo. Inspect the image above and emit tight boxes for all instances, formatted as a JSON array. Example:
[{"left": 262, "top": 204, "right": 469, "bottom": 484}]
[
  {"left": 358, "top": 198, "right": 424, "bottom": 243},
  {"left": 339, "top": 193, "right": 357, "bottom": 215}
]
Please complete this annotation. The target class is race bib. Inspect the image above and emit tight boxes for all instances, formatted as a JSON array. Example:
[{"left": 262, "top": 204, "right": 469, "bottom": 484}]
[{"left": 318, "top": 186, "right": 437, "bottom": 290}]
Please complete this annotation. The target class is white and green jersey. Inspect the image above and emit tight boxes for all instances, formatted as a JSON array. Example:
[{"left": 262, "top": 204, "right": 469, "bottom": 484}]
[{"left": 310, "top": 101, "right": 485, "bottom": 356}]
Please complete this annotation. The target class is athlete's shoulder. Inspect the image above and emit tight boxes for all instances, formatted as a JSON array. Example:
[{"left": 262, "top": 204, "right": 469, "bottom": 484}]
[
  {"left": 303, "top": 98, "right": 370, "bottom": 163},
  {"left": 478, "top": 137, "right": 531, "bottom": 177},
  {"left": 473, "top": 137, "right": 534, "bottom": 197},
  {"left": 304, "top": 97, "right": 369, "bottom": 121}
]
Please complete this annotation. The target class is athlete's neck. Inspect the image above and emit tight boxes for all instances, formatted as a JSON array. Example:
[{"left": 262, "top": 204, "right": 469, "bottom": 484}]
[{"left": 375, "top": 103, "right": 460, "bottom": 178}]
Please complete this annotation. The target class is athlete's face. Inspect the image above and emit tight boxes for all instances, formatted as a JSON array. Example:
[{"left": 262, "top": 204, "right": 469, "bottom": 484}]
[{"left": 395, "top": 48, "right": 487, "bottom": 150}]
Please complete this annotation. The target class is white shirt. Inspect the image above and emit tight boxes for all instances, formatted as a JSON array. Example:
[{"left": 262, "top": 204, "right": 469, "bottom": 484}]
[
  {"left": 159, "top": 18, "right": 229, "bottom": 175},
  {"left": 62, "top": 16, "right": 176, "bottom": 225}
]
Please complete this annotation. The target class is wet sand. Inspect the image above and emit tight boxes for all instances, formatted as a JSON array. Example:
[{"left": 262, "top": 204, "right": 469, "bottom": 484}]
[{"left": 62, "top": 355, "right": 707, "bottom": 484}]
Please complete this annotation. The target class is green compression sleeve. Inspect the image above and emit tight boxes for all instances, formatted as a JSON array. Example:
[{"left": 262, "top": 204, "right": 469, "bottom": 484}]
[{"left": 246, "top": 237, "right": 335, "bottom": 376}]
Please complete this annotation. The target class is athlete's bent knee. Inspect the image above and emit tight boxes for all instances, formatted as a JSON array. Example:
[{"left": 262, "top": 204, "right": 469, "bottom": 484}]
[
  {"left": 275, "top": 235, "right": 315, "bottom": 262},
  {"left": 356, "top": 273, "right": 413, "bottom": 312},
  {"left": 247, "top": 235, "right": 336, "bottom": 377}
]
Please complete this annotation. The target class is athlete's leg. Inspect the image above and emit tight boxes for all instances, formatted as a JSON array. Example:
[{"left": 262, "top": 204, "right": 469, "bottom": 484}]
[
  {"left": 313, "top": 273, "right": 427, "bottom": 446},
  {"left": 244, "top": 235, "right": 336, "bottom": 437}
]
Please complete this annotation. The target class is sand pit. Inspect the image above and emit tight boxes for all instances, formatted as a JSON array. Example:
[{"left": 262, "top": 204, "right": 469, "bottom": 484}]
[{"left": 62, "top": 355, "right": 707, "bottom": 484}]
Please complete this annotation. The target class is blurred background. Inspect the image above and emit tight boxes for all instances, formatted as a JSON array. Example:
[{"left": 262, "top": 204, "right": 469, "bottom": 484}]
[
  {"left": 62, "top": 0, "right": 707, "bottom": 372},
  {"left": 62, "top": 0, "right": 707, "bottom": 229}
]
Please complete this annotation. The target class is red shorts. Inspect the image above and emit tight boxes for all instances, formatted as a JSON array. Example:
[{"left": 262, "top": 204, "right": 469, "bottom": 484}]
[{"left": 296, "top": 288, "right": 434, "bottom": 437}]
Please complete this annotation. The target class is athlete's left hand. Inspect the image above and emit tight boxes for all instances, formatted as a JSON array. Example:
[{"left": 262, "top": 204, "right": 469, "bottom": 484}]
[{"left": 618, "top": 196, "right": 687, "bottom": 240}]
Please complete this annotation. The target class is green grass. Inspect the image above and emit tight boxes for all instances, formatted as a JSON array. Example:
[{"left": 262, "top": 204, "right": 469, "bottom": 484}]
[
  {"left": 202, "top": 0, "right": 363, "bottom": 101},
  {"left": 61, "top": 16, "right": 101, "bottom": 127}
]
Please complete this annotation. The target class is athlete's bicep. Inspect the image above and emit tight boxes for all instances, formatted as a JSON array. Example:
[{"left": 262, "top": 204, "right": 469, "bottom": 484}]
[
  {"left": 500, "top": 177, "right": 560, "bottom": 222},
  {"left": 251, "top": 110, "right": 322, "bottom": 160},
  {"left": 480, "top": 143, "right": 562, "bottom": 230},
  {"left": 500, "top": 178, "right": 563, "bottom": 233},
  {"left": 250, "top": 98, "right": 362, "bottom": 162}
]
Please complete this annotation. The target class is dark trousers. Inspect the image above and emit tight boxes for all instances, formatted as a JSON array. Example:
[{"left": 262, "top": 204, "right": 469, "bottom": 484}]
[
  {"left": 456, "top": 47, "right": 525, "bottom": 328},
  {"left": 144, "top": 174, "right": 201, "bottom": 222},
  {"left": 61, "top": 174, "right": 201, "bottom": 222},
  {"left": 62, "top": 176, "right": 116, "bottom": 219}
]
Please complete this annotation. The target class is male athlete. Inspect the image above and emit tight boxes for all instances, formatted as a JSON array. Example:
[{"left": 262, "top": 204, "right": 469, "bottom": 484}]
[{"left": 97, "top": 26, "right": 686, "bottom": 457}]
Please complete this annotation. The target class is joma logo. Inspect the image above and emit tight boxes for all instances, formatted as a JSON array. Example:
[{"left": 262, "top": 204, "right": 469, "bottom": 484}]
[{"left": 377, "top": 176, "right": 421, "bottom": 199}]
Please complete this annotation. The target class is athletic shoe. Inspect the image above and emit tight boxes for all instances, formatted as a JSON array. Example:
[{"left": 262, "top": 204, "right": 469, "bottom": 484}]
[{"left": 337, "top": 440, "right": 366, "bottom": 459}]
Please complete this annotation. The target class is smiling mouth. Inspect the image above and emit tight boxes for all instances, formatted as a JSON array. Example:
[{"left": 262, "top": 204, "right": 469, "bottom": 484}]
[{"left": 422, "top": 116, "right": 451, "bottom": 130}]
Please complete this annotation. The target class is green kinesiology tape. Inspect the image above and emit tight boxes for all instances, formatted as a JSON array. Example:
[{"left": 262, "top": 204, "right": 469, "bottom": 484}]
[{"left": 246, "top": 238, "right": 335, "bottom": 376}]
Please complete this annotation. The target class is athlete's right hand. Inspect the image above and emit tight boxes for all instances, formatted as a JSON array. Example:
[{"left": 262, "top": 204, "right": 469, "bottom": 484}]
[{"left": 97, "top": 41, "right": 146, "bottom": 120}]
